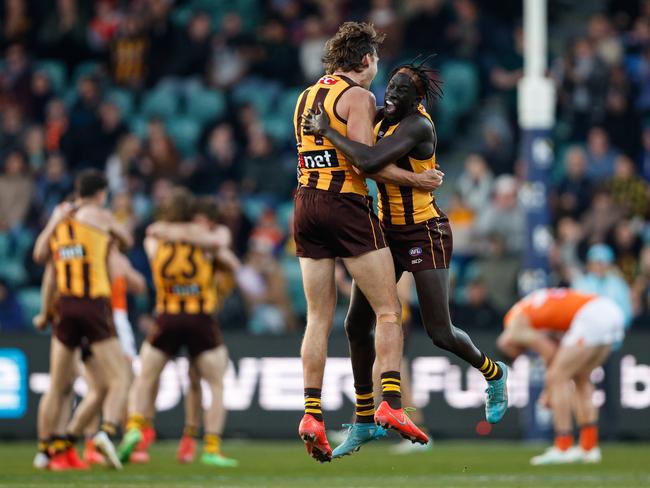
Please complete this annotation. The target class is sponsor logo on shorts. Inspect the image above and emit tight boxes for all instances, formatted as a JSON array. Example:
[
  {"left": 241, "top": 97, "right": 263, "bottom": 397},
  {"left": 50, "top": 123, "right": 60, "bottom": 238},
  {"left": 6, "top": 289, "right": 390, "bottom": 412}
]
[
  {"left": 411, "top": 258, "right": 423, "bottom": 265},
  {"left": 298, "top": 149, "right": 340, "bottom": 169},
  {"left": 409, "top": 247, "right": 423, "bottom": 257}
]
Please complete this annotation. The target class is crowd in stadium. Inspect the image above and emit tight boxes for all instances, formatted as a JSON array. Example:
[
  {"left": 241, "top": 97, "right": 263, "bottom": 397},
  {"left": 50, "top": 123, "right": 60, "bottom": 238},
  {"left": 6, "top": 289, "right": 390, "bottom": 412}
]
[{"left": 0, "top": 0, "right": 648, "bottom": 335}]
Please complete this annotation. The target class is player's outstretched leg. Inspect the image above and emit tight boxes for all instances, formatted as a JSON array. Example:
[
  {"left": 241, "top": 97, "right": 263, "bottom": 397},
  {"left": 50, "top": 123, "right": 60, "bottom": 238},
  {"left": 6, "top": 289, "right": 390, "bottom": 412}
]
[
  {"left": 344, "top": 250, "right": 429, "bottom": 445},
  {"left": 333, "top": 284, "right": 387, "bottom": 458},
  {"left": 413, "top": 269, "right": 508, "bottom": 423}
]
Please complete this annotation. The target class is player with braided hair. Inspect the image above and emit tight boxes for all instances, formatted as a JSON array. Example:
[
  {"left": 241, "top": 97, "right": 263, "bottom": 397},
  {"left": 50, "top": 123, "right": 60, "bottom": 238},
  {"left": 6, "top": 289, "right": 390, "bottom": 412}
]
[{"left": 303, "top": 58, "right": 509, "bottom": 458}]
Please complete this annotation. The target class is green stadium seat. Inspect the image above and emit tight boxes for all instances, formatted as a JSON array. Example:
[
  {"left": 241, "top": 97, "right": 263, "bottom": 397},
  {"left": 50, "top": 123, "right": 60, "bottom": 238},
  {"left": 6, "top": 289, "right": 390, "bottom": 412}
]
[
  {"left": 129, "top": 116, "right": 149, "bottom": 138},
  {"left": 186, "top": 87, "right": 226, "bottom": 123},
  {"left": 275, "top": 200, "right": 294, "bottom": 232},
  {"left": 141, "top": 87, "right": 179, "bottom": 120},
  {"left": 281, "top": 256, "right": 307, "bottom": 317},
  {"left": 17, "top": 287, "right": 41, "bottom": 323},
  {"left": 34, "top": 59, "right": 67, "bottom": 95},
  {"left": 72, "top": 61, "right": 103, "bottom": 84},
  {"left": 440, "top": 61, "right": 479, "bottom": 117},
  {"left": 167, "top": 117, "right": 201, "bottom": 157},
  {"left": 106, "top": 88, "right": 135, "bottom": 118},
  {"left": 232, "top": 82, "right": 275, "bottom": 115},
  {"left": 263, "top": 113, "right": 293, "bottom": 143}
]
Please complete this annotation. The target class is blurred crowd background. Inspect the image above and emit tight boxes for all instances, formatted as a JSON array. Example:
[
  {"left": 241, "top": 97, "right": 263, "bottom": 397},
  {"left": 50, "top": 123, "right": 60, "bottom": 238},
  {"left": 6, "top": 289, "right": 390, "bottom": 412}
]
[{"left": 0, "top": 0, "right": 648, "bottom": 337}]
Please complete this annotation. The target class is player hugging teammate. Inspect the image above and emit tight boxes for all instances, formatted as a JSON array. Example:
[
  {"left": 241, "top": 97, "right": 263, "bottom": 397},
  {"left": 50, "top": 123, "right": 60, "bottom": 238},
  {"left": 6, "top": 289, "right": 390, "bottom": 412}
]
[{"left": 31, "top": 172, "right": 239, "bottom": 471}]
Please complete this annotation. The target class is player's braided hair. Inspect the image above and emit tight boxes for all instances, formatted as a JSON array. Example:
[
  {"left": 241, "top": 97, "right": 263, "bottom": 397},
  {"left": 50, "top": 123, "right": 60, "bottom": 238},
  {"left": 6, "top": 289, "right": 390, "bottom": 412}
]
[{"left": 389, "top": 54, "right": 443, "bottom": 104}]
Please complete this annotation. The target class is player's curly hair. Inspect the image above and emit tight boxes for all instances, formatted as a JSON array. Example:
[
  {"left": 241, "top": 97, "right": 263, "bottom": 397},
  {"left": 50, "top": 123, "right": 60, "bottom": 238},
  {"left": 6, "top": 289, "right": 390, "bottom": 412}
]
[
  {"left": 322, "top": 22, "right": 385, "bottom": 74},
  {"left": 389, "top": 55, "right": 444, "bottom": 103}
]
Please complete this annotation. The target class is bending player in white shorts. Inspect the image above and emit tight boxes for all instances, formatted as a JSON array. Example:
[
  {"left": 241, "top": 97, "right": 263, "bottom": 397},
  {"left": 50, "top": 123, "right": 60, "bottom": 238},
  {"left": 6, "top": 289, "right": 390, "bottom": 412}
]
[{"left": 497, "top": 288, "right": 625, "bottom": 465}]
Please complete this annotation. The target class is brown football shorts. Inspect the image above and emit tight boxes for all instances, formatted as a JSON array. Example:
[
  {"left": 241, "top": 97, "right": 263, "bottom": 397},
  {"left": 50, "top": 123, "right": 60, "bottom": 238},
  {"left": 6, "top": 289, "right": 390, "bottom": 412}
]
[
  {"left": 383, "top": 215, "right": 453, "bottom": 274},
  {"left": 53, "top": 296, "right": 116, "bottom": 349},
  {"left": 147, "top": 313, "right": 224, "bottom": 358},
  {"left": 294, "top": 187, "right": 387, "bottom": 259}
]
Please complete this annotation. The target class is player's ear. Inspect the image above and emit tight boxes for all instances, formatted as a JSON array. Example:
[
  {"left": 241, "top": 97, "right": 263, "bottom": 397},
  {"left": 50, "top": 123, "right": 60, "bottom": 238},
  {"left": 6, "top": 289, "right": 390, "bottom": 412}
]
[{"left": 361, "top": 53, "right": 371, "bottom": 68}]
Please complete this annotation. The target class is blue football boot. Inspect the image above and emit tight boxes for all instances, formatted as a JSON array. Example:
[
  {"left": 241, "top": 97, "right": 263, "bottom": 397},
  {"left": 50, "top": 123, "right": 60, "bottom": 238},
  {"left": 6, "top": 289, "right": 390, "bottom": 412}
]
[
  {"left": 485, "top": 361, "right": 508, "bottom": 424},
  {"left": 332, "top": 423, "right": 387, "bottom": 458}
]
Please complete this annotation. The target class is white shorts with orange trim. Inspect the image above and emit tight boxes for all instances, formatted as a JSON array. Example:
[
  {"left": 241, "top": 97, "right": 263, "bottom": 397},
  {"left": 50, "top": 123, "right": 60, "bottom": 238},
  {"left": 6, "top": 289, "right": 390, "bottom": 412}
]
[{"left": 562, "top": 297, "right": 625, "bottom": 347}]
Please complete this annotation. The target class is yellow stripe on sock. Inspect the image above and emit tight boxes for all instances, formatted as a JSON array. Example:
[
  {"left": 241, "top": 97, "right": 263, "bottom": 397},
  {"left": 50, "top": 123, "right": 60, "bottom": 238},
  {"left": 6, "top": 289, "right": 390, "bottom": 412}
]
[
  {"left": 356, "top": 392, "right": 374, "bottom": 400},
  {"left": 382, "top": 385, "right": 401, "bottom": 392},
  {"left": 486, "top": 365, "right": 500, "bottom": 380},
  {"left": 305, "top": 408, "right": 322, "bottom": 414},
  {"left": 304, "top": 397, "right": 321, "bottom": 403},
  {"left": 381, "top": 379, "right": 401, "bottom": 385},
  {"left": 356, "top": 409, "right": 375, "bottom": 416},
  {"left": 479, "top": 357, "right": 490, "bottom": 372}
]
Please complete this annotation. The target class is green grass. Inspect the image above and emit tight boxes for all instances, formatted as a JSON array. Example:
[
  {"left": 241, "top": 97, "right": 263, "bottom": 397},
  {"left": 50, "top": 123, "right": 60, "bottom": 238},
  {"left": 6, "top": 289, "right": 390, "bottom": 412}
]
[{"left": 1, "top": 441, "right": 649, "bottom": 487}]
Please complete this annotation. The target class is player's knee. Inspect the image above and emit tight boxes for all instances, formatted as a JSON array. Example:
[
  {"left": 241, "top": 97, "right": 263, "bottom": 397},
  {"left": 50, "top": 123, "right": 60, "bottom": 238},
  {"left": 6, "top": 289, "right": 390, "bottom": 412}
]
[{"left": 376, "top": 310, "right": 401, "bottom": 328}]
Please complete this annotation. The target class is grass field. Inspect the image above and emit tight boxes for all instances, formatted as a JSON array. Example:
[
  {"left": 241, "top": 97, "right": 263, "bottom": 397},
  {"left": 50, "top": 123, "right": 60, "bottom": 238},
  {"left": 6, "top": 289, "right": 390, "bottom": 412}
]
[{"left": 1, "top": 441, "right": 649, "bottom": 487}]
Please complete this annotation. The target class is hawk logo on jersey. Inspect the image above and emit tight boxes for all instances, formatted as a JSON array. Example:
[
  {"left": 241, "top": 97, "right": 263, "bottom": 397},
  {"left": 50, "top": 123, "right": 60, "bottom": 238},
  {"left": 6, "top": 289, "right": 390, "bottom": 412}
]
[
  {"left": 298, "top": 149, "right": 340, "bottom": 169},
  {"left": 318, "top": 76, "right": 338, "bottom": 85},
  {"left": 57, "top": 244, "right": 86, "bottom": 260}
]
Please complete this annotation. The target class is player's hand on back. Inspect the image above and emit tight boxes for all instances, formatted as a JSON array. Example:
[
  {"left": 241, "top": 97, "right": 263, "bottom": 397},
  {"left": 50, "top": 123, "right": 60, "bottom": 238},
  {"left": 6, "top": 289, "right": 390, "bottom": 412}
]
[
  {"left": 415, "top": 168, "right": 445, "bottom": 191},
  {"left": 301, "top": 103, "right": 331, "bottom": 136}
]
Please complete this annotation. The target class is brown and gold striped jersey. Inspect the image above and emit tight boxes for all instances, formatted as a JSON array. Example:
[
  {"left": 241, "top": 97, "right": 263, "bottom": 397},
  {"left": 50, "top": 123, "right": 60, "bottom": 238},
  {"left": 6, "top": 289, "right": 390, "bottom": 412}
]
[
  {"left": 375, "top": 105, "right": 439, "bottom": 225},
  {"left": 150, "top": 240, "right": 218, "bottom": 315},
  {"left": 50, "top": 218, "right": 111, "bottom": 299},
  {"left": 294, "top": 75, "right": 368, "bottom": 195}
]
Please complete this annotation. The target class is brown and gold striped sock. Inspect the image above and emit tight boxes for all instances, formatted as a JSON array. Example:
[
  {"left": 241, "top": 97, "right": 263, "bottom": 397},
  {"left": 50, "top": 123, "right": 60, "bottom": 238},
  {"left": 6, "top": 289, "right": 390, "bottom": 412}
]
[
  {"left": 100, "top": 421, "right": 118, "bottom": 439},
  {"left": 304, "top": 387, "right": 323, "bottom": 421},
  {"left": 184, "top": 425, "right": 200, "bottom": 438},
  {"left": 38, "top": 439, "right": 50, "bottom": 455},
  {"left": 478, "top": 353, "right": 503, "bottom": 381},
  {"left": 354, "top": 384, "right": 375, "bottom": 423},
  {"left": 50, "top": 436, "right": 68, "bottom": 454},
  {"left": 203, "top": 433, "right": 221, "bottom": 454},
  {"left": 126, "top": 413, "right": 146, "bottom": 432},
  {"left": 380, "top": 371, "right": 402, "bottom": 409}
]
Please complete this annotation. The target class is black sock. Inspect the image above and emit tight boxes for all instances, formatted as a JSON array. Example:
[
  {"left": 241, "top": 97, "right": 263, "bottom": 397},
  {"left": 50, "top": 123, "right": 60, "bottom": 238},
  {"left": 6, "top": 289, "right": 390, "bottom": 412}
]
[
  {"left": 380, "top": 371, "right": 401, "bottom": 409},
  {"left": 304, "top": 387, "right": 323, "bottom": 421}
]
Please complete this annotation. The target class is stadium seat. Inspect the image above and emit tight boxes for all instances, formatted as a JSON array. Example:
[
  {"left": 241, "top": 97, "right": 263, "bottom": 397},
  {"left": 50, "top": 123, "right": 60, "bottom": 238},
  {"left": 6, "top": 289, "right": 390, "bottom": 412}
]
[
  {"left": 280, "top": 256, "right": 307, "bottom": 318},
  {"left": 186, "top": 86, "right": 227, "bottom": 123},
  {"left": 232, "top": 80, "right": 277, "bottom": 115},
  {"left": 129, "top": 116, "right": 149, "bottom": 139},
  {"left": 275, "top": 200, "right": 294, "bottom": 233},
  {"left": 34, "top": 59, "right": 67, "bottom": 95},
  {"left": 141, "top": 87, "right": 179, "bottom": 120},
  {"left": 167, "top": 117, "right": 201, "bottom": 157},
  {"left": 106, "top": 88, "right": 135, "bottom": 118},
  {"left": 72, "top": 61, "right": 103, "bottom": 84},
  {"left": 440, "top": 61, "right": 479, "bottom": 117},
  {"left": 17, "top": 287, "right": 41, "bottom": 323}
]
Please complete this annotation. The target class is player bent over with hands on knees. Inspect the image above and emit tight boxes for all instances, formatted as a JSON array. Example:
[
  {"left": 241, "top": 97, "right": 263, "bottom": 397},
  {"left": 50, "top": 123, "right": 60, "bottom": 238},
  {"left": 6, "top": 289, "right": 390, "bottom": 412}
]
[
  {"left": 302, "top": 57, "right": 508, "bottom": 459},
  {"left": 293, "top": 22, "right": 444, "bottom": 462},
  {"left": 497, "top": 288, "right": 625, "bottom": 465}
]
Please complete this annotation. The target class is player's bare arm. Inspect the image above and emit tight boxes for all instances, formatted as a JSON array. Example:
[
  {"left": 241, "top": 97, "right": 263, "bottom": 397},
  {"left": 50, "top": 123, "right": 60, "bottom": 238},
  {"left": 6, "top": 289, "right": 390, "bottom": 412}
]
[
  {"left": 32, "top": 202, "right": 75, "bottom": 263},
  {"left": 146, "top": 222, "right": 230, "bottom": 250},
  {"left": 306, "top": 102, "right": 443, "bottom": 191},
  {"left": 109, "top": 247, "right": 147, "bottom": 294},
  {"left": 33, "top": 260, "right": 56, "bottom": 331}
]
